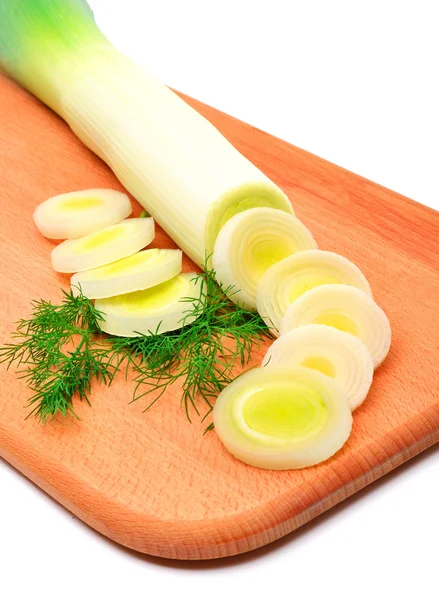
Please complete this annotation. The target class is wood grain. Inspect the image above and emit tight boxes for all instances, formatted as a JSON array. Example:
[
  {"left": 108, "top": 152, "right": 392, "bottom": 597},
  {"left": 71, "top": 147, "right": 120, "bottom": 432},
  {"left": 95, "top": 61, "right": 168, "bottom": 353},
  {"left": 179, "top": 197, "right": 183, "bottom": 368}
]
[{"left": 0, "top": 73, "right": 438, "bottom": 560}]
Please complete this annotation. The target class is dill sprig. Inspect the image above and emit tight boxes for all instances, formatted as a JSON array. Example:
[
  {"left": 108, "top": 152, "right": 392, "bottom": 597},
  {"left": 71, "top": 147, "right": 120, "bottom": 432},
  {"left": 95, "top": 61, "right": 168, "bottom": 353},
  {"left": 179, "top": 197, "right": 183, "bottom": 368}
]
[
  {"left": 109, "top": 266, "right": 272, "bottom": 427},
  {"left": 0, "top": 288, "right": 118, "bottom": 422},
  {"left": 0, "top": 267, "right": 272, "bottom": 426}
]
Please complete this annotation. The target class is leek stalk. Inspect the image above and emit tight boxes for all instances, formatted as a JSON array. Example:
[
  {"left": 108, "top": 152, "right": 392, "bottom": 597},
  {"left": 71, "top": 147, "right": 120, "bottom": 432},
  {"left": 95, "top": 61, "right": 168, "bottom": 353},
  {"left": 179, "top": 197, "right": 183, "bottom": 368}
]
[{"left": 0, "top": 0, "right": 293, "bottom": 267}]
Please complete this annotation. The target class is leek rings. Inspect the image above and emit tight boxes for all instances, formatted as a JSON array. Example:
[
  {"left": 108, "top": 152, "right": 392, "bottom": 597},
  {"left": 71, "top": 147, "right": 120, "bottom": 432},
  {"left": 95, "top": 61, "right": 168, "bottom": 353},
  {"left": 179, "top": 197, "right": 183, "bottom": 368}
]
[
  {"left": 213, "top": 366, "right": 352, "bottom": 470},
  {"left": 51, "top": 218, "right": 154, "bottom": 273},
  {"left": 71, "top": 248, "right": 182, "bottom": 299},
  {"left": 280, "top": 284, "right": 391, "bottom": 368},
  {"left": 95, "top": 272, "right": 201, "bottom": 337},
  {"left": 257, "top": 249, "right": 372, "bottom": 335},
  {"left": 213, "top": 207, "right": 317, "bottom": 310},
  {"left": 262, "top": 324, "right": 373, "bottom": 410},
  {"left": 33, "top": 189, "right": 132, "bottom": 239}
]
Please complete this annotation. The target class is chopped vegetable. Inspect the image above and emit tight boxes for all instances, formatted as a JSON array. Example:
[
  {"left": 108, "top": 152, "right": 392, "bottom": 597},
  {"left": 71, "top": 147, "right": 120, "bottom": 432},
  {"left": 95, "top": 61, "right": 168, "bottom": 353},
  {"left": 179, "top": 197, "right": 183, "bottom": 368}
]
[
  {"left": 0, "top": 0, "right": 293, "bottom": 268},
  {"left": 51, "top": 217, "right": 154, "bottom": 273},
  {"left": 33, "top": 189, "right": 132, "bottom": 239},
  {"left": 280, "top": 284, "right": 391, "bottom": 368},
  {"left": 71, "top": 248, "right": 182, "bottom": 299},
  {"left": 262, "top": 324, "right": 373, "bottom": 410},
  {"left": 213, "top": 366, "right": 352, "bottom": 469},
  {"left": 257, "top": 249, "right": 372, "bottom": 335},
  {"left": 95, "top": 272, "right": 202, "bottom": 337},
  {"left": 212, "top": 207, "right": 317, "bottom": 311}
]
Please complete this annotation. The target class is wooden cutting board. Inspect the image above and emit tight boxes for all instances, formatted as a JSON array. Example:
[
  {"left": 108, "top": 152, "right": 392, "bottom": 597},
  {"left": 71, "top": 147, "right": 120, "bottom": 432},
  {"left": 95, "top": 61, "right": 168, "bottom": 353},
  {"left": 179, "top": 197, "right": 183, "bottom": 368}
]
[{"left": 1, "top": 73, "right": 438, "bottom": 560}]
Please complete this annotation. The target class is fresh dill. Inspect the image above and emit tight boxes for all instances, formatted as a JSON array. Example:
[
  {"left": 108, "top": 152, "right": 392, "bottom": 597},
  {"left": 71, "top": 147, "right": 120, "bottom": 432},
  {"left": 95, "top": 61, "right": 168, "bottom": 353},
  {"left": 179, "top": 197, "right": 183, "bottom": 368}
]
[
  {"left": 0, "top": 267, "right": 272, "bottom": 426},
  {"left": 0, "top": 288, "right": 118, "bottom": 422}
]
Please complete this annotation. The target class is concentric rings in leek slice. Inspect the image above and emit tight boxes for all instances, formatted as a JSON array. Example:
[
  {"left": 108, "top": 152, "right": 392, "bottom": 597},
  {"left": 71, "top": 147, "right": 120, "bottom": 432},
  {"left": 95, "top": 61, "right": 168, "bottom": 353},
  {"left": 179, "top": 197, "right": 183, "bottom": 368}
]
[
  {"left": 212, "top": 207, "right": 317, "bottom": 310},
  {"left": 51, "top": 218, "right": 154, "bottom": 273},
  {"left": 213, "top": 366, "right": 352, "bottom": 470},
  {"left": 256, "top": 249, "right": 372, "bottom": 335},
  {"left": 280, "top": 284, "right": 391, "bottom": 368},
  {"left": 33, "top": 189, "right": 132, "bottom": 239},
  {"left": 95, "top": 272, "right": 201, "bottom": 337},
  {"left": 262, "top": 324, "right": 374, "bottom": 410},
  {"left": 71, "top": 248, "right": 182, "bottom": 299}
]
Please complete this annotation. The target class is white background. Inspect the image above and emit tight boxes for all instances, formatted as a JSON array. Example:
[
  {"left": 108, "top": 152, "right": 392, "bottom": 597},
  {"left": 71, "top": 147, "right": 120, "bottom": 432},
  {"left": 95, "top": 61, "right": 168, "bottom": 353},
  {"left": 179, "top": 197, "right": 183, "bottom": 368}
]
[{"left": 1, "top": 1, "right": 438, "bottom": 599}]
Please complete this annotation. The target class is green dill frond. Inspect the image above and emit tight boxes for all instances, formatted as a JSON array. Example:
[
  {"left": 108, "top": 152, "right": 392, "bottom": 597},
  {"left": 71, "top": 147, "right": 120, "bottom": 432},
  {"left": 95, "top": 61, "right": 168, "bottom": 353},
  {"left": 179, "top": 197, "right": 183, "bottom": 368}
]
[{"left": 0, "top": 288, "right": 116, "bottom": 422}]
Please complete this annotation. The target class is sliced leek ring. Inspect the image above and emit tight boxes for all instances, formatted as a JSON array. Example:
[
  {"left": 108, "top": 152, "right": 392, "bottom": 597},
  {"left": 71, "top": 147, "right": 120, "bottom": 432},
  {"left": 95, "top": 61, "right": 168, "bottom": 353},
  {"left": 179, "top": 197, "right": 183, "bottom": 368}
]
[
  {"left": 95, "top": 272, "right": 202, "bottom": 337},
  {"left": 262, "top": 324, "right": 374, "bottom": 410},
  {"left": 33, "top": 189, "right": 132, "bottom": 239},
  {"left": 256, "top": 249, "right": 372, "bottom": 335},
  {"left": 213, "top": 366, "right": 352, "bottom": 470},
  {"left": 280, "top": 284, "right": 391, "bottom": 368},
  {"left": 51, "top": 218, "right": 154, "bottom": 273},
  {"left": 212, "top": 207, "right": 317, "bottom": 310},
  {"left": 71, "top": 248, "right": 182, "bottom": 299}
]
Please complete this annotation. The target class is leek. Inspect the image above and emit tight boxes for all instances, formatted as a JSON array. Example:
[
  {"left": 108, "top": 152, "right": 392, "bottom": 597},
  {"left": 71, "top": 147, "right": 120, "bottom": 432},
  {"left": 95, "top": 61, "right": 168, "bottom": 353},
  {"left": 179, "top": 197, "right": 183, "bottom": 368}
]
[
  {"left": 213, "top": 366, "right": 352, "bottom": 470},
  {"left": 71, "top": 248, "right": 182, "bottom": 299},
  {"left": 257, "top": 249, "right": 372, "bottom": 335},
  {"left": 95, "top": 272, "right": 201, "bottom": 337},
  {"left": 280, "top": 284, "right": 391, "bottom": 368},
  {"left": 33, "top": 189, "right": 132, "bottom": 239},
  {"left": 262, "top": 324, "right": 373, "bottom": 410},
  {"left": 0, "top": 0, "right": 293, "bottom": 267},
  {"left": 212, "top": 207, "right": 317, "bottom": 310},
  {"left": 51, "top": 217, "right": 154, "bottom": 273}
]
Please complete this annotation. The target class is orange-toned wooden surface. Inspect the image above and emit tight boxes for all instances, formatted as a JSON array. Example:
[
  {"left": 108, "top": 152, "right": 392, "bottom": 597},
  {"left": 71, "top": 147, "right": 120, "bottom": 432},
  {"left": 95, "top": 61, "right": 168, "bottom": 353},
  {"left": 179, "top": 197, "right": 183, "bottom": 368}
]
[{"left": 1, "top": 73, "right": 438, "bottom": 560}]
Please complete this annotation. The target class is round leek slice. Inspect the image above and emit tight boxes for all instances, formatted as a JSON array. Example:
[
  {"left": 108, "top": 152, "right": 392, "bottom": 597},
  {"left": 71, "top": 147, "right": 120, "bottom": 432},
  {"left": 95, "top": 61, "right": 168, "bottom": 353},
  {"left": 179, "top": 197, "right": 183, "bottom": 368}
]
[
  {"left": 51, "top": 218, "right": 154, "bottom": 273},
  {"left": 257, "top": 249, "right": 372, "bottom": 335},
  {"left": 262, "top": 324, "right": 373, "bottom": 410},
  {"left": 213, "top": 366, "right": 352, "bottom": 470},
  {"left": 71, "top": 248, "right": 182, "bottom": 299},
  {"left": 212, "top": 207, "right": 317, "bottom": 310},
  {"left": 33, "top": 189, "right": 132, "bottom": 239},
  {"left": 95, "top": 272, "right": 202, "bottom": 337},
  {"left": 280, "top": 284, "right": 391, "bottom": 368}
]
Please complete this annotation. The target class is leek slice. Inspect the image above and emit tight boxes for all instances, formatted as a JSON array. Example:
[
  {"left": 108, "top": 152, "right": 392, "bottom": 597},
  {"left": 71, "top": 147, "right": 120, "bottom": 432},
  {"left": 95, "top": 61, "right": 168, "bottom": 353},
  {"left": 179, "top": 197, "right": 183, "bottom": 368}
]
[
  {"left": 0, "top": 0, "right": 293, "bottom": 267},
  {"left": 213, "top": 366, "right": 352, "bottom": 470},
  {"left": 280, "top": 284, "right": 391, "bottom": 368},
  {"left": 33, "top": 189, "right": 132, "bottom": 239},
  {"left": 262, "top": 324, "right": 373, "bottom": 410},
  {"left": 95, "top": 272, "right": 201, "bottom": 337},
  {"left": 257, "top": 249, "right": 372, "bottom": 334},
  {"left": 71, "top": 248, "right": 182, "bottom": 299},
  {"left": 212, "top": 207, "right": 317, "bottom": 310},
  {"left": 51, "top": 218, "right": 154, "bottom": 273}
]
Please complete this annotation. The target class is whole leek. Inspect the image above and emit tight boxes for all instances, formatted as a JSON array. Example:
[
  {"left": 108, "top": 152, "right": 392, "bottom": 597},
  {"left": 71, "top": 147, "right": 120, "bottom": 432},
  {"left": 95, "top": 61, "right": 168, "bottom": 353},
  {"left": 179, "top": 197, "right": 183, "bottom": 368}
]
[{"left": 0, "top": 0, "right": 293, "bottom": 266}]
